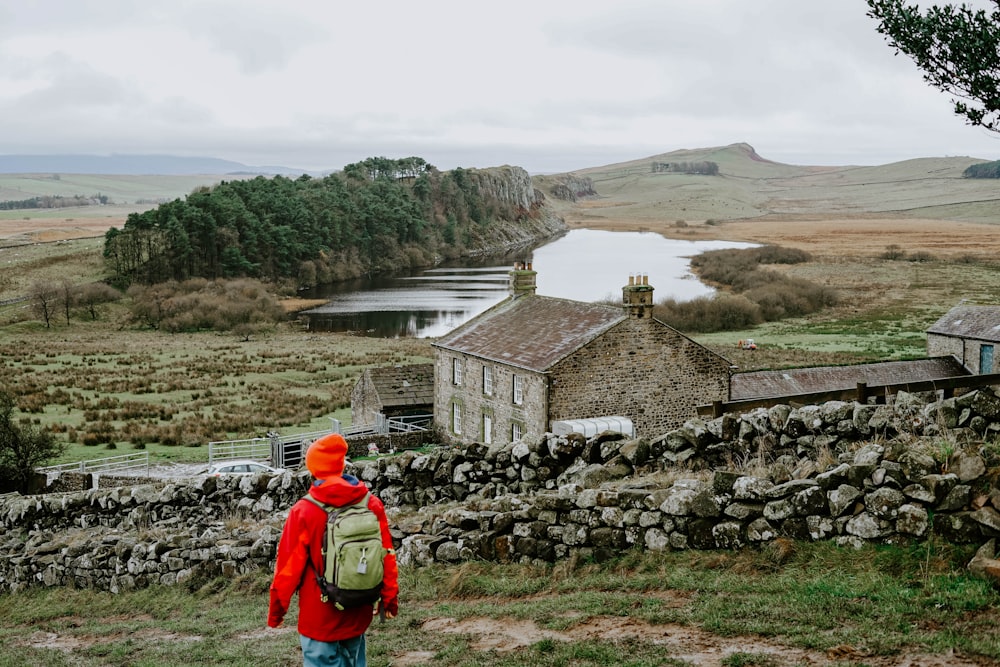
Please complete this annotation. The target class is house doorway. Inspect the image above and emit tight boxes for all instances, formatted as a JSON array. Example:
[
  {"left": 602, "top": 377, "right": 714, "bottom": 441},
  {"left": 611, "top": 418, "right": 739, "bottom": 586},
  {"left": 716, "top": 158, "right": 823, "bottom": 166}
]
[{"left": 981, "top": 344, "right": 994, "bottom": 374}]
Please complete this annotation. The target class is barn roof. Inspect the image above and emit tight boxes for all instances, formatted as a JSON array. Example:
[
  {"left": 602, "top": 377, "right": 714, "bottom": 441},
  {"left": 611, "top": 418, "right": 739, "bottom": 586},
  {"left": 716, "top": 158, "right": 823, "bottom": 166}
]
[
  {"left": 730, "top": 357, "right": 971, "bottom": 401},
  {"left": 432, "top": 294, "right": 626, "bottom": 372},
  {"left": 368, "top": 363, "right": 434, "bottom": 407},
  {"left": 926, "top": 304, "right": 1000, "bottom": 343}
]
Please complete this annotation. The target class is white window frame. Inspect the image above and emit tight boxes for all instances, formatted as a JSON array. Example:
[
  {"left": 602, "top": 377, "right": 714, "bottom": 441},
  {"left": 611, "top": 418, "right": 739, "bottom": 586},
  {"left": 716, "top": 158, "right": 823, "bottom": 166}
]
[
  {"left": 482, "top": 412, "right": 493, "bottom": 445},
  {"left": 452, "top": 357, "right": 463, "bottom": 386},
  {"left": 452, "top": 402, "right": 462, "bottom": 435},
  {"left": 511, "top": 421, "right": 523, "bottom": 442},
  {"left": 512, "top": 374, "right": 523, "bottom": 405},
  {"left": 483, "top": 365, "right": 493, "bottom": 396}
]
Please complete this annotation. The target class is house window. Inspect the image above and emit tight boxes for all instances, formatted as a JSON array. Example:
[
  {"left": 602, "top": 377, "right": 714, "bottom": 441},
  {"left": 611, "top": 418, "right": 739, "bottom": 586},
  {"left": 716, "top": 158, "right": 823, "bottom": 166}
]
[
  {"left": 981, "top": 344, "right": 995, "bottom": 374},
  {"left": 511, "top": 421, "right": 523, "bottom": 442},
  {"left": 512, "top": 374, "right": 523, "bottom": 405},
  {"left": 482, "top": 412, "right": 493, "bottom": 445},
  {"left": 483, "top": 365, "right": 493, "bottom": 396},
  {"left": 452, "top": 358, "right": 463, "bottom": 386},
  {"left": 452, "top": 402, "right": 462, "bottom": 435}
]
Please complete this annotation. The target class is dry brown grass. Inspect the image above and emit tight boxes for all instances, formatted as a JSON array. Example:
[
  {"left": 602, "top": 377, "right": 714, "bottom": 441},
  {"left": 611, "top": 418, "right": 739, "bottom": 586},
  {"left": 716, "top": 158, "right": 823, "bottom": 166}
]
[
  {"left": 0, "top": 321, "right": 434, "bottom": 462},
  {"left": 4, "top": 152, "right": 999, "bottom": 456}
]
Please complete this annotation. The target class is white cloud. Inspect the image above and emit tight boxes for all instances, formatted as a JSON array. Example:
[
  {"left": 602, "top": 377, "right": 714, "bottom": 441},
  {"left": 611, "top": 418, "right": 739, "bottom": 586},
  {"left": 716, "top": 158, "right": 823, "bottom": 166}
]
[{"left": 0, "top": 0, "right": 997, "bottom": 172}]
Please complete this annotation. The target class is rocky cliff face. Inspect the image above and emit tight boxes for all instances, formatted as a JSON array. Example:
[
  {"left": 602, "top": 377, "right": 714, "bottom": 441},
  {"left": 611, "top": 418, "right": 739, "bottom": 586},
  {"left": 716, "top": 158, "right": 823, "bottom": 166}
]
[
  {"left": 546, "top": 175, "right": 596, "bottom": 202},
  {"left": 468, "top": 166, "right": 544, "bottom": 211}
]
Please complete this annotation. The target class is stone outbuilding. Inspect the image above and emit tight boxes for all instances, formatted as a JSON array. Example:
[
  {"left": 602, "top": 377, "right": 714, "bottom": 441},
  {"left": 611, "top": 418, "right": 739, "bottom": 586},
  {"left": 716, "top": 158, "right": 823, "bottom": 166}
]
[
  {"left": 927, "top": 303, "right": 1000, "bottom": 374},
  {"left": 730, "top": 357, "right": 972, "bottom": 401},
  {"left": 351, "top": 363, "right": 434, "bottom": 428},
  {"left": 432, "top": 263, "right": 733, "bottom": 445}
]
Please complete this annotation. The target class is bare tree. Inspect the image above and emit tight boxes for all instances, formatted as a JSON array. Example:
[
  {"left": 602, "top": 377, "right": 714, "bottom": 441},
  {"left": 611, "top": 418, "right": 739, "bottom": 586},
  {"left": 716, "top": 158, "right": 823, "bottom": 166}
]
[
  {"left": 59, "top": 279, "right": 75, "bottom": 325},
  {"left": 30, "top": 281, "right": 59, "bottom": 328}
]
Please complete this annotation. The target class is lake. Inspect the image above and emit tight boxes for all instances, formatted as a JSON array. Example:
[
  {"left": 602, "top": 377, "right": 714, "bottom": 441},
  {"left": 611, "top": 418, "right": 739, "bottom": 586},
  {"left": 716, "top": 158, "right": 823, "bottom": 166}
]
[{"left": 302, "top": 229, "right": 755, "bottom": 338}]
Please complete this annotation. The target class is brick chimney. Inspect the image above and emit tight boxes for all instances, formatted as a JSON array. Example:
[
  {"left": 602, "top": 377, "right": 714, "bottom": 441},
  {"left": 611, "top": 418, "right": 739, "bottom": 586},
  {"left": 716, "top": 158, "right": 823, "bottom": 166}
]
[
  {"left": 622, "top": 273, "right": 653, "bottom": 318},
  {"left": 509, "top": 261, "right": 537, "bottom": 297}
]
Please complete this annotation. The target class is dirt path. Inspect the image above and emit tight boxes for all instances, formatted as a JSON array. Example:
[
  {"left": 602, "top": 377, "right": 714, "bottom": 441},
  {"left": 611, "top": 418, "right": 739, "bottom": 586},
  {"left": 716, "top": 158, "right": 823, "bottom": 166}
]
[{"left": 391, "top": 614, "right": 986, "bottom": 667}]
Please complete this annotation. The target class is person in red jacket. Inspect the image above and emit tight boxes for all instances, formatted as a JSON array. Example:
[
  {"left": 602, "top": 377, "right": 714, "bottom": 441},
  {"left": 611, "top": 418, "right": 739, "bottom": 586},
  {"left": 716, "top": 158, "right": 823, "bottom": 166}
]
[{"left": 268, "top": 433, "right": 399, "bottom": 667}]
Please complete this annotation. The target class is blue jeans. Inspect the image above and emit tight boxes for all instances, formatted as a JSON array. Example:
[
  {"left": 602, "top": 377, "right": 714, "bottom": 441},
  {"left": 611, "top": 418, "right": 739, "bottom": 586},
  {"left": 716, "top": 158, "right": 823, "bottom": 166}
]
[{"left": 299, "top": 634, "right": 367, "bottom": 667}]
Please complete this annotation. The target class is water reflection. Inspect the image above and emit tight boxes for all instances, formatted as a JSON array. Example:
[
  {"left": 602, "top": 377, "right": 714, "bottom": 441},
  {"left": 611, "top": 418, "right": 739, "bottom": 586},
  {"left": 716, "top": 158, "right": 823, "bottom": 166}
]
[{"left": 302, "top": 230, "right": 755, "bottom": 338}]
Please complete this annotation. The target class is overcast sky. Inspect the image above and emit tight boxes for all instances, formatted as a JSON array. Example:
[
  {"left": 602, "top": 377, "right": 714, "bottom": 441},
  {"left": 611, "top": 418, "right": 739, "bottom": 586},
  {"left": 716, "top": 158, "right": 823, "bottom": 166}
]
[{"left": 2, "top": 0, "right": 998, "bottom": 174}]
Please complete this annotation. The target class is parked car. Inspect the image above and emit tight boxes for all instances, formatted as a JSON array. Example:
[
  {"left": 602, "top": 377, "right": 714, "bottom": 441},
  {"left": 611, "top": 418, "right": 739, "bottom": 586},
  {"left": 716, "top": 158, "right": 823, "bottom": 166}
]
[{"left": 206, "top": 460, "right": 285, "bottom": 477}]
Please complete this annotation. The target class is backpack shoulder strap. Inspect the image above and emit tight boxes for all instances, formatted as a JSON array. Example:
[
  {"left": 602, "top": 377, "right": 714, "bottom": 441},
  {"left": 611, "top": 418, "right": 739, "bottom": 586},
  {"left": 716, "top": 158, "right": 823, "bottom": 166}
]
[{"left": 302, "top": 495, "right": 331, "bottom": 512}]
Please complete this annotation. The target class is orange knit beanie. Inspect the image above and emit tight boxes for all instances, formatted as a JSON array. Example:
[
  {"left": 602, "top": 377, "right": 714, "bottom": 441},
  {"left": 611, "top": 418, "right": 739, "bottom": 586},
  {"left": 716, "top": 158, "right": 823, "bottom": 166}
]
[{"left": 305, "top": 433, "right": 348, "bottom": 479}]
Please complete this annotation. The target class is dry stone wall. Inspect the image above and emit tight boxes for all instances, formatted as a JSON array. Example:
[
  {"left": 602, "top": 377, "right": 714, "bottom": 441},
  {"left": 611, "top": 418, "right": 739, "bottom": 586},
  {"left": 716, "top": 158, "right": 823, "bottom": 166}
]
[{"left": 2, "top": 388, "right": 999, "bottom": 592}]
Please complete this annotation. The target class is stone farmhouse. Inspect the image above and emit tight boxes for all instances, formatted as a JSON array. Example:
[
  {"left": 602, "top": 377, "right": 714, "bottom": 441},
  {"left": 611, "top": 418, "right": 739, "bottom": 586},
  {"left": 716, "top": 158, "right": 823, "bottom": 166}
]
[
  {"left": 431, "top": 263, "right": 733, "bottom": 445},
  {"left": 927, "top": 303, "right": 1000, "bottom": 375},
  {"left": 350, "top": 363, "right": 434, "bottom": 428}
]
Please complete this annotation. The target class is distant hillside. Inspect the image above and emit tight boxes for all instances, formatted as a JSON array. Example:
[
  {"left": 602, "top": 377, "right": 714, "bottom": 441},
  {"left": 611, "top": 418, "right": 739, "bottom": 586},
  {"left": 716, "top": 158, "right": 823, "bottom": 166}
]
[
  {"left": 0, "top": 154, "right": 319, "bottom": 176},
  {"left": 535, "top": 142, "right": 998, "bottom": 225}
]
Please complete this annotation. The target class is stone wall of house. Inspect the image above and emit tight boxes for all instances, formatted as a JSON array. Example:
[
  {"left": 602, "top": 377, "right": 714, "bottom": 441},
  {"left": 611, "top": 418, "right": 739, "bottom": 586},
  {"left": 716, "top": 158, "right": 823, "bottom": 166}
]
[
  {"left": 2, "top": 388, "right": 998, "bottom": 592},
  {"left": 964, "top": 339, "right": 992, "bottom": 374},
  {"left": 926, "top": 335, "right": 994, "bottom": 374},
  {"left": 549, "top": 318, "right": 730, "bottom": 438},
  {"left": 926, "top": 333, "right": 964, "bottom": 363},
  {"left": 434, "top": 352, "right": 545, "bottom": 447},
  {"left": 350, "top": 371, "right": 379, "bottom": 426}
]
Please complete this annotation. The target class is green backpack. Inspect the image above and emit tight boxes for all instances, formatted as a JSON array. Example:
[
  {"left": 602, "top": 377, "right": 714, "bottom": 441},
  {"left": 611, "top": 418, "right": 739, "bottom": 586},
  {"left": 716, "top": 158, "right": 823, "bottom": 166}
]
[{"left": 304, "top": 493, "right": 386, "bottom": 610}]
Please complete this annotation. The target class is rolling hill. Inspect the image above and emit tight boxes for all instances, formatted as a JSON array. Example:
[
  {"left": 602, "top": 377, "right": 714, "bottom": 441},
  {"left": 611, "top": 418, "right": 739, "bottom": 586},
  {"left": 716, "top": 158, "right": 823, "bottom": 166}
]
[{"left": 534, "top": 143, "right": 999, "bottom": 225}]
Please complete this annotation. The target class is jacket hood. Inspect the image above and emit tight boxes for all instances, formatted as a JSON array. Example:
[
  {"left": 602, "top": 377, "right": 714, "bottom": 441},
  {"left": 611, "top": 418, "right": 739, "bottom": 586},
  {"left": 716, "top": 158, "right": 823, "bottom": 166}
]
[{"left": 308, "top": 473, "right": 369, "bottom": 506}]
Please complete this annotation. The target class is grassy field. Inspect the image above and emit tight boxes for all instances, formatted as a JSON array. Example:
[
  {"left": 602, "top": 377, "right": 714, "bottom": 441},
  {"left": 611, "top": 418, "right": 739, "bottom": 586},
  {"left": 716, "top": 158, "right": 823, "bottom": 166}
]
[
  {"left": 0, "top": 317, "right": 434, "bottom": 466},
  {"left": 0, "top": 542, "right": 996, "bottom": 666},
  {"left": 535, "top": 144, "right": 1000, "bottom": 226},
  {"left": 0, "top": 173, "right": 252, "bottom": 209},
  {"left": 2, "top": 150, "right": 999, "bottom": 665}
]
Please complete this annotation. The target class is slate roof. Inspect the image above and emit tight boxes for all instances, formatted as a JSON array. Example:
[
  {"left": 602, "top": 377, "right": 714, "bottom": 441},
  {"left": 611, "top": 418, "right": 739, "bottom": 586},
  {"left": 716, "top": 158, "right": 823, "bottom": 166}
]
[
  {"left": 432, "top": 295, "right": 626, "bottom": 372},
  {"left": 730, "top": 357, "right": 971, "bottom": 401},
  {"left": 368, "top": 363, "right": 434, "bottom": 407},
  {"left": 926, "top": 305, "right": 1000, "bottom": 343}
]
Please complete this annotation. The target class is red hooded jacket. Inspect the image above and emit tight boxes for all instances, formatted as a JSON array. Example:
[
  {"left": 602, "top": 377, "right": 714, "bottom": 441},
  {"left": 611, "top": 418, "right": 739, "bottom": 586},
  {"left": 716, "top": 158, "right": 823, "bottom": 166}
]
[{"left": 267, "top": 474, "right": 399, "bottom": 641}]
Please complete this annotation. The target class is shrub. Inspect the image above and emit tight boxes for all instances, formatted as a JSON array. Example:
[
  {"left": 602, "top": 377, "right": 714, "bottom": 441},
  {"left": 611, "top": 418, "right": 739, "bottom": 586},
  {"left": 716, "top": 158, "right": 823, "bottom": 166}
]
[
  {"left": 673, "top": 245, "right": 836, "bottom": 333},
  {"left": 881, "top": 244, "right": 906, "bottom": 260},
  {"left": 655, "top": 294, "right": 762, "bottom": 333},
  {"left": 127, "top": 278, "right": 286, "bottom": 333}
]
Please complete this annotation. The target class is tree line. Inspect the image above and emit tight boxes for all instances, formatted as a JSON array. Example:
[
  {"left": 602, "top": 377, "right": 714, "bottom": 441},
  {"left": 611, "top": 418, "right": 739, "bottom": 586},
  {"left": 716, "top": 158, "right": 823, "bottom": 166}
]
[
  {"left": 103, "top": 157, "right": 540, "bottom": 289},
  {"left": 963, "top": 161, "right": 1000, "bottom": 179},
  {"left": 651, "top": 161, "right": 720, "bottom": 176},
  {"left": 0, "top": 194, "right": 109, "bottom": 210}
]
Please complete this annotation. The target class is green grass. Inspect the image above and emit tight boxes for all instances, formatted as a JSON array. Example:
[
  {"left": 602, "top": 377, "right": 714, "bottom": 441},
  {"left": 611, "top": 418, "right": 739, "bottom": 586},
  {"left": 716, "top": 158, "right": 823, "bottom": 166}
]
[
  {"left": 1, "top": 542, "right": 995, "bottom": 666},
  {"left": 0, "top": 318, "right": 434, "bottom": 464},
  {"left": 0, "top": 174, "right": 251, "bottom": 209},
  {"left": 538, "top": 145, "right": 1000, "bottom": 225}
]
